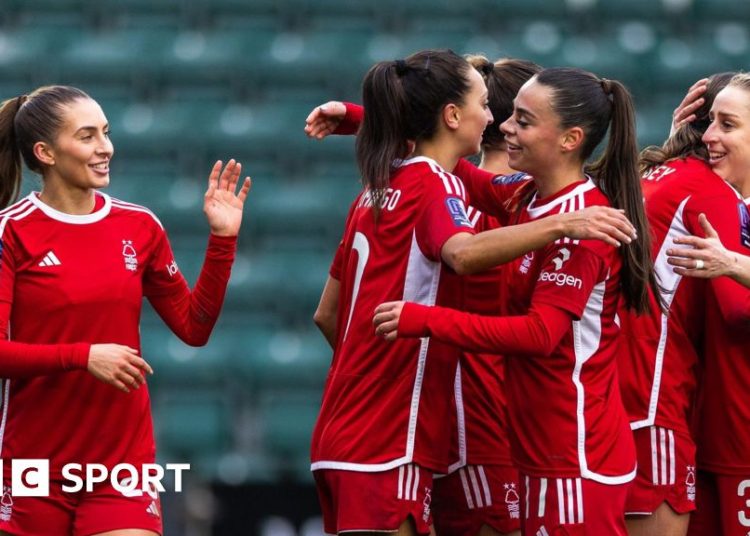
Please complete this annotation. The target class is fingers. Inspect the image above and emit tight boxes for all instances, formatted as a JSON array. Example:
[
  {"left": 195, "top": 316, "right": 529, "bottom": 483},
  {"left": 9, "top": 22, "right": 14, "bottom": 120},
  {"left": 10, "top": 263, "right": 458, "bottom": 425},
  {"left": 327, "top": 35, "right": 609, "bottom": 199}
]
[
  {"left": 589, "top": 231, "right": 620, "bottom": 248},
  {"left": 217, "top": 159, "right": 237, "bottom": 191},
  {"left": 207, "top": 160, "right": 222, "bottom": 190},
  {"left": 673, "top": 79, "right": 708, "bottom": 125},
  {"left": 698, "top": 213, "right": 719, "bottom": 239},
  {"left": 237, "top": 177, "right": 252, "bottom": 203},
  {"left": 671, "top": 236, "right": 704, "bottom": 248}
]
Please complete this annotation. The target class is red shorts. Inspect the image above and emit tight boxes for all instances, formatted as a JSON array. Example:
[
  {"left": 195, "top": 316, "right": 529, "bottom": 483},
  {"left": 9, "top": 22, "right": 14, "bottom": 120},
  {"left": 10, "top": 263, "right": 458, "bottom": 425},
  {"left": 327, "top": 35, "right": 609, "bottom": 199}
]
[
  {"left": 314, "top": 464, "right": 433, "bottom": 534},
  {"left": 521, "top": 474, "right": 629, "bottom": 536},
  {"left": 687, "top": 471, "right": 750, "bottom": 536},
  {"left": 433, "top": 464, "right": 521, "bottom": 536},
  {"left": 0, "top": 477, "right": 162, "bottom": 536},
  {"left": 625, "top": 426, "right": 697, "bottom": 515}
]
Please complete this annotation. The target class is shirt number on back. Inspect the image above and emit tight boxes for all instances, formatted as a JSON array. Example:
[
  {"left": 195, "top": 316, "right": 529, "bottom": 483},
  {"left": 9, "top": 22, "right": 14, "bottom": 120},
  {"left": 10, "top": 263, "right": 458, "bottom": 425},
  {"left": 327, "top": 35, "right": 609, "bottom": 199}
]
[
  {"left": 343, "top": 232, "right": 369, "bottom": 340},
  {"left": 738, "top": 480, "right": 750, "bottom": 527}
]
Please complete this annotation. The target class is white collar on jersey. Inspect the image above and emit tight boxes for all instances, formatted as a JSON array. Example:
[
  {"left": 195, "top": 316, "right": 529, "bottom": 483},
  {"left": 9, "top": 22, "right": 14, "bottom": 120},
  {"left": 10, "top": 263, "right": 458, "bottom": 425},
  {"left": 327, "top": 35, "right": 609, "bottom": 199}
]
[
  {"left": 526, "top": 177, "right": 597, "bottom": 219},
  {"left": 27, "top": 192, "right": 112, "bottom": 224},
  {"left": 394, "top": 155, "right": 446, "bottom": 172}
]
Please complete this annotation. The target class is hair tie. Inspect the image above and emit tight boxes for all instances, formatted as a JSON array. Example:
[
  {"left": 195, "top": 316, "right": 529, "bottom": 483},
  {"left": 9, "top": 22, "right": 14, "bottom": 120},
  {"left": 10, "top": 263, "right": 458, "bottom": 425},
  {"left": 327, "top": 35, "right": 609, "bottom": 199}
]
[
  {"left": 16, "top": 95, "right": 28, "bottom": 108},
  {"left": 600, "top": 78, "right": 612, "bottom": 95},
  {"left": 480, "top": 62, "right": 494, "bottom": 78},
  {"left": 394, "top": 59, "right": 409, "bottom": 77}
]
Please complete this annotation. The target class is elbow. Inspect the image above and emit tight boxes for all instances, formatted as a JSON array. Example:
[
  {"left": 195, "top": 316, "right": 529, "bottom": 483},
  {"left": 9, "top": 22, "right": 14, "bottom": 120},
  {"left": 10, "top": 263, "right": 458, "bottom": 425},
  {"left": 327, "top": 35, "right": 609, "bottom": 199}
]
[
  {"left": 444, "top": 247, "right": 478, "bottom": 276},
  {"left": 182, "top": 334, "right": 210, "bottom": 347},
  {"left": 313, "top": 309, "right": 334, "bottom": 333}
]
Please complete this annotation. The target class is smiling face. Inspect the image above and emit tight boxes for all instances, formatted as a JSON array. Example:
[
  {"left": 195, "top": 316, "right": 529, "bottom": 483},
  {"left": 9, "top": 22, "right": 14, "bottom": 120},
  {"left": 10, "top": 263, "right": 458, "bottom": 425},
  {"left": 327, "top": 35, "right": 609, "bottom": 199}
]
[
  {"left": 500, "top": 78, "right": 566, "bottom": 177},
  {"left": 39, "top": 98, "right": 113, "bottom": 191},
  {"left": 702, "top": 85, "right": 750, "bottom": 193}
]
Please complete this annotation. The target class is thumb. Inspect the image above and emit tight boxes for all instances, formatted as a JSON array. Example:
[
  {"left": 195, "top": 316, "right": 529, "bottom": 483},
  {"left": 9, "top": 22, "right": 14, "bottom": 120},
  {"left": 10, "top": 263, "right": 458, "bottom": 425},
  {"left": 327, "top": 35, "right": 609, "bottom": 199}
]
[{"left": 698, "top": 213, "right": 719, "bottom": 239}]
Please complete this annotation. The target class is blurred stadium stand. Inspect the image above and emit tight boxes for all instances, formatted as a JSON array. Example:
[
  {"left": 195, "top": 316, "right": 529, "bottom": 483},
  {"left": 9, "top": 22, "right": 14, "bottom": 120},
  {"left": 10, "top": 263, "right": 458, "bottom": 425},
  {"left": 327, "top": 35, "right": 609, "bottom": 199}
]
[{"left": 1, "top": 0, "right": 748, "bottom": 533}]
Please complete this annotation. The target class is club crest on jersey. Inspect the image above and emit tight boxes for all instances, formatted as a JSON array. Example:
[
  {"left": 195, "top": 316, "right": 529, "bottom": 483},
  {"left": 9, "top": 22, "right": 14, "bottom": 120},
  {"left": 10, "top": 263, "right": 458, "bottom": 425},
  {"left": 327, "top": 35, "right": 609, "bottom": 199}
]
[
  {"left": 0, "top": 486, "right": 12, "bottom": 522},
  {"left": 738, "top": 202, "right": 750, "bottom": 249},
  {"left": 504, "top": 483, "right": 520, "bottom": 519},
  {"left": 122, "top": 240, "right": 138, "bottom": 272},
  {"left": 520, "top": 252, "right": 534, "bottom": 274},
  {"left": 685, "top": 465, "right": 696, "bottom": 502},
  {"left": 445, "top": 197, "right": 473, "bottom": 228}
]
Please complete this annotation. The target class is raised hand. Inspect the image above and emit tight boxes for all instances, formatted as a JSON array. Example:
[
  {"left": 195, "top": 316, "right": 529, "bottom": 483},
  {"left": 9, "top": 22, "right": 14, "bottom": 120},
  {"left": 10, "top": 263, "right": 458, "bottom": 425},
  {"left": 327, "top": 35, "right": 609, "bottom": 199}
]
[
  {"left": 670, "top": 78, "right": 708, "bottom": 136},
  {"left": 204, "top": 159, "right": 252, "bottom": 237},
  {"left": 87, "top": 344, "right": 153, "bottom": 393},
  {"left": 557, "top": 206, "right": 636, "bottom": 248},
  {"left": 373, "top": 301, "right": 405, "bottom": 342},
  {"left": 304, "top": 101, "right": 347, "bottom": 139}
]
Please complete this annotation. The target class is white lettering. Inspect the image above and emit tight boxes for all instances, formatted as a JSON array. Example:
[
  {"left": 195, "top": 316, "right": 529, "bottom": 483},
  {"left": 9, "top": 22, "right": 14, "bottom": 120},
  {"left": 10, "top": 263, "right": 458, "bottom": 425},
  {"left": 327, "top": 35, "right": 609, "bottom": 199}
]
[
  {"left": 85, "top": 464, "right": 108, "bottom": 492},
  {"left": 167, "top": 464, "right": 190, "bottom": 492},
  {"left": 357, "top": 188, "right": 402, "bottom": 211},
  {"left": 111, "top": 464, "right": 139, "bottom": 495},
  {"left": 642, "top": 165, "right": 676, "bottom": 182},
  {"left": 61, "top": 464, "right": 83, "bottom": 492},
  {"left": 165, "top": 260, "right": 179, "bottom": 277},
  {"left": 538, "top": 271, "right": 583, "bottom": 289}
]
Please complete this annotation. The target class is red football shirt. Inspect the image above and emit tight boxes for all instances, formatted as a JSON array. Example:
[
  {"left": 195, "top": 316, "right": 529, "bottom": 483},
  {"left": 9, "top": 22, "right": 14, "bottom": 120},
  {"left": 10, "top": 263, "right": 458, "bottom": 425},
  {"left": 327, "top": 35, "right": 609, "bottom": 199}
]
[
  {"left": 311, "top": 156, "right": 475, "bottom": 473},
  {"left": 454, "top": 207, "right": 512, "bottom": 468},
  {"left": 0, "top": 192, "right": 235, "bottom": 477},
  {"left": 618, "top": 157, "right": 746, "bottom": 436},
  {"left": 400, "top": 177, "right": 636, "bottom": 484}
]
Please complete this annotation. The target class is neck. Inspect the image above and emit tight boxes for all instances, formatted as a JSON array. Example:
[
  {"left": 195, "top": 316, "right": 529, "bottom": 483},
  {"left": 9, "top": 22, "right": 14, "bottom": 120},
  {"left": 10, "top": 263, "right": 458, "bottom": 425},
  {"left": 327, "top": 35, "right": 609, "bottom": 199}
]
[
  {"left": 533, "top": 160, "right": 587, "bottom": 199},
  {"left": 39, "top": 181, "right": 96, "bottom": 215},
  {"left": 412, "top": 139, "right": 460, "bottom": 174},
  {"left": 730, "top": 175, "right": 750, "bottom": 199},
  {"left": 479, "top": 148, "right": 514, "bottom": 175}
]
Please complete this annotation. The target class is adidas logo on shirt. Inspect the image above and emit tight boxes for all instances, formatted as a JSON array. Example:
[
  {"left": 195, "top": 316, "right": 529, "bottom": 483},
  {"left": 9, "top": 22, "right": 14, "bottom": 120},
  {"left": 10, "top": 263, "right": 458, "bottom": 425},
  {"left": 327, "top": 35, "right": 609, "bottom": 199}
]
[
  {"left": 146, "top": 500, "right": 160, "bottom": 518},
  {"left": 38, "top": 251, "right": 61, "bottom": 267}
]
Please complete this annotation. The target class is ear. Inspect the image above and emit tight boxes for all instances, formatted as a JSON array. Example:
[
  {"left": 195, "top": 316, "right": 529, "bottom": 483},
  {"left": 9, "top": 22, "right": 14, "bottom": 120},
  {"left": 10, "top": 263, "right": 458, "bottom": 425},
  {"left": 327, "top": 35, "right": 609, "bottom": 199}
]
[
  {"left": 442, "top": 103, "right": 461, "bottom": 131},
  {"left": 33, "top": 141, "right": 55, "bottom": 167},
  {"left": 560, "top": 126, "right": 585, "bottom": 153}
]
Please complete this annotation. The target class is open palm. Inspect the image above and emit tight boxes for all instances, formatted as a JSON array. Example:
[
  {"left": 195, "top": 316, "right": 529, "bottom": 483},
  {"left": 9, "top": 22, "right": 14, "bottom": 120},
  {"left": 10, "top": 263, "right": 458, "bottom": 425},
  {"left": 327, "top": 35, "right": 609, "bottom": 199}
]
[{"left": 203, "top": 159, "right": 252, "bottom": 237}]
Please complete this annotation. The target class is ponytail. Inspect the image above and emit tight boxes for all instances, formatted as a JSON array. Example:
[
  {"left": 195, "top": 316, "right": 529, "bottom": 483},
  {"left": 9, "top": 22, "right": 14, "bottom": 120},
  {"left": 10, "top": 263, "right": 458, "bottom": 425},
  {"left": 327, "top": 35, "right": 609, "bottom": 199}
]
[
  {"left": 355, "top": 49, "right": 472, "bottom": 219},
  {"left": 537, "top": 67, "right": 659, "bottom": 314},
  {"left": 586, "top": 80, "right": 658, "bottom": 313},
  {"left": 0, "top": 96, "right": 26, "bottom": 208}
]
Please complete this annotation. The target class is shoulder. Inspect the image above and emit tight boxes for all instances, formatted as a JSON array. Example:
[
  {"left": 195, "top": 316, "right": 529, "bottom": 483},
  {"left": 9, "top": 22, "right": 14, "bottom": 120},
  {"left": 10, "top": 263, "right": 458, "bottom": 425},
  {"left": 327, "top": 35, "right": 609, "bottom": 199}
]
[
  {"left": 108, "top": 197, "right": 165, "bottom": 230},
  {"left": 0, "top": 196, "right": 41, "bottom": 237},
  {"left": 398, "top": 158, "right": 467, "bottom": 199}
]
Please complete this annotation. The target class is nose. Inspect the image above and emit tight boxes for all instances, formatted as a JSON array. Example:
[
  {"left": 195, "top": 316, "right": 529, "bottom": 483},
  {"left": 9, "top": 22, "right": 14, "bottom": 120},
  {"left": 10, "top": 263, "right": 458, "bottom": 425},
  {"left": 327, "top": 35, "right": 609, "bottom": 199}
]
[
  {"left": 486, "top": 108, "right": 494, "bottom": 125},
  {"left": 500, "top": 117, "right": 514, "bottom": 137},
  {"left": 97, "top": 134, "right": 114, "bottom": 157},
  {"left": 702, "top": 121, "right": 717, "bottom": 145}
]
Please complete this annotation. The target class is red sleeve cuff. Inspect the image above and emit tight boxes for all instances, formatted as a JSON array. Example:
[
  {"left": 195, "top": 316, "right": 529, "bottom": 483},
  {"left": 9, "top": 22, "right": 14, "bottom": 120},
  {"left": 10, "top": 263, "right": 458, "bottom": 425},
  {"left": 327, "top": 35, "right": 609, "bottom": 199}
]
[
  {"left": 65, "top": 343, "right": 91, "bottom": 370},
  {"left": 334, "top": 102, "right": 364, "bottom": 135},
  {"left": 399, "top": 302, "right": 431, "bottom": 338},
  {"left": 207, "top": 234, "right": 238, "bottom": 260}
]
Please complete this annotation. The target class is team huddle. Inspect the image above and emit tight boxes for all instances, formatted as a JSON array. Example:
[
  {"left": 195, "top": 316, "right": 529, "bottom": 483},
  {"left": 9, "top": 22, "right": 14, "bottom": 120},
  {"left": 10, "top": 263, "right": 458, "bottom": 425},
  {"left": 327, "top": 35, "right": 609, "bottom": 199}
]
[{"left": 305, "top": 50, "right": 750, "bottom": 536}]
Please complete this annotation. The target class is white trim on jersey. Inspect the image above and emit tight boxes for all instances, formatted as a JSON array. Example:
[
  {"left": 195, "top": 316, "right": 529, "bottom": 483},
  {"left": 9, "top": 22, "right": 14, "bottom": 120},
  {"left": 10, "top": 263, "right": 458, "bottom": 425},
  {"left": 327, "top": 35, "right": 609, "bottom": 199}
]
[
  {"left": 536, "top": 527, "right": 550, "bottom": 536},
  {"left": 574, "top": 276, "right": 637, "bottom": 485},
  {"left": 631, "top": 197, "right": 689, "bottom": 430},
  {"left": 311, "top": 231, "right": 442, "bottom": 473},
  {"left": 465, "top": 206, "right": 482, "bottom": 228},
  {"left": 110, "top": 198, "right": 164, "bottom": 229},
  {"left": 397, "top": 155, "right": 467, "bottom": 199},
  {"left": 526, "top": 178, "right": 596, "bottom": 220},
  {"left": 0, "top": 200, "right": 38, "bottom": 239},
  {"left": 650, "top": 426, "right": 677, "bottom": 485},
  {"left": 538, "top": 477, "right": 547, "bottom": 517},
  {"left": 0, "top": 379, "right": 10, "bottom": 455},
  {"left": 27, "top": 192, "right": 112, "bottom": 224},
  {"left": 525, "top": 475, "right": 531, "bottom": 519},
  {"left": 448, "top": 363, "right": 467, "bottom": 473}
]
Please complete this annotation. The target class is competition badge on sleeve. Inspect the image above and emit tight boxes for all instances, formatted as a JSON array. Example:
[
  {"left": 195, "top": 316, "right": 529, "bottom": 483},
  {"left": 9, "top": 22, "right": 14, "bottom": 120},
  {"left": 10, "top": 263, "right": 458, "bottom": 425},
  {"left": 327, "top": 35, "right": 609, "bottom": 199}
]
[
  {"left": 738, "top": 202, "right": 750, "bottom": 249},
  {"left": 122, "top": 240, "right": 138, "bottom": 272},
  {"left": 445, "top": 197, "right": 473, "bottom": 228}
]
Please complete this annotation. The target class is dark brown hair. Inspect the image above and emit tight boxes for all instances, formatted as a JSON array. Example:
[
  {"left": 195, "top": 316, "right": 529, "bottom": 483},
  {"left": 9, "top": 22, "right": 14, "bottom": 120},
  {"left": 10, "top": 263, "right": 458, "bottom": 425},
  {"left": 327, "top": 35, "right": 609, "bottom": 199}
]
[
  {"left": 0, "top": 85, "right": 91, "bottom": 208},
  {"left": 466, "top": 55, "right": 541, "bottom": 150},
  {"left": 639, "top": 72, "right": 737, "bottom": 172},
  {"left": 536, "top": 67, "right": 658, "bottom": 313},
  {"left": 355, "top": 49, "right": 472, "bottom": 216}
]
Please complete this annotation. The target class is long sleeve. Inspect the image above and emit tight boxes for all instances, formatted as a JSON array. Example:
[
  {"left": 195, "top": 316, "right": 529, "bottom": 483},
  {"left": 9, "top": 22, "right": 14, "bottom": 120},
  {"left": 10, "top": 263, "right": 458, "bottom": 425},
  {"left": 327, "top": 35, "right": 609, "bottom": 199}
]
[
  {"left": 334, "top": 102, "right": 365, "bottom": 135},
  {"left": 452, "top": 159, "right": 531, "bottom": 222},
  {"left": 146, "top": 233, "right": 237, "bottom": 346},
  {"left": 0, "top": 230, "right": 90, "bottom": 377},
  {"left": 399, "top": 301, "right": 572, "bottom": 357}
]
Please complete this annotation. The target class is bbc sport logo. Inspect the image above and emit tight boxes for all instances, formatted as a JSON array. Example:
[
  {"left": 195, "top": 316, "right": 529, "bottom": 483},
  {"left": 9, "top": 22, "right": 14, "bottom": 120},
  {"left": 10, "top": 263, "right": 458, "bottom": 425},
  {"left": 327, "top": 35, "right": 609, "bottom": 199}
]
[{"left": 0, "top": 459, "right": 190, "bottom": 497}]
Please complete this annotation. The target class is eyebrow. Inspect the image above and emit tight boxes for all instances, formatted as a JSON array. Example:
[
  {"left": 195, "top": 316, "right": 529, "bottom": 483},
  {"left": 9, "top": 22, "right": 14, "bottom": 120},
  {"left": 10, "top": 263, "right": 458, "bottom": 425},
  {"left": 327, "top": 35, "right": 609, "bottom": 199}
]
[
  {"left": 515, "top": 105, "right": 536, "bottom": 120},
  {"left": 75, "top": 124, "right": 109, "bottom": 134}
]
